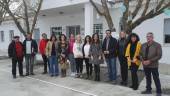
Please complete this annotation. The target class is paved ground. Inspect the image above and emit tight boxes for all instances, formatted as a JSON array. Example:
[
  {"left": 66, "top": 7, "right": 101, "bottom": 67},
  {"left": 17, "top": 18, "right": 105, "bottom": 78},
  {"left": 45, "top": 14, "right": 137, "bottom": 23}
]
[{"left": 0, "top": 59, "right": 170, "bottom": 96}]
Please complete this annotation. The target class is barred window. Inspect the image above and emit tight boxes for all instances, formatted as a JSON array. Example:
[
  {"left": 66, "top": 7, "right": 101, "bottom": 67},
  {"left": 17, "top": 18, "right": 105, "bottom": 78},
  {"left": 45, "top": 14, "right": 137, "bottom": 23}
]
[
  {"left": 93, "top": 24, "right": 103, "bottom": 41},
  {"left": 9, "top": 30, "right": 14, "bottom": 41},
  {"left": 51, "top": 27, "right": 62, "bottom": 38},
  {"left": 0, "top": 31, "right": 4, "bottom": 42}
]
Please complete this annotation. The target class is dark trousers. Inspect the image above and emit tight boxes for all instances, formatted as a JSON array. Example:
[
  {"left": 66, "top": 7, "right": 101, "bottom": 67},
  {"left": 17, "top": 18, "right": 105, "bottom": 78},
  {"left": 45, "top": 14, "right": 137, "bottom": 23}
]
[
  {"left": 84, "top": 58, "right": 93, "bottom": 76},
  {"left": 42, "top": 54, "right": 49, "bottom": 72},
  {"left": 94, "top": 64, "right": 100, "bottom": 80},
  {"left": 12, "top": 58, "right": 23, "bottom": 76},
  {"left": 75, "top": 58, "right": 83, "bottom": 74},
  {"left": 130, "top": 63, "right": 139, "bottom": 89},
  {"left": 118, "top": 56, "right": 128, "bottom": 82},
  {"left": 144, "top": 68, "right": 162, "bottom": 93}
]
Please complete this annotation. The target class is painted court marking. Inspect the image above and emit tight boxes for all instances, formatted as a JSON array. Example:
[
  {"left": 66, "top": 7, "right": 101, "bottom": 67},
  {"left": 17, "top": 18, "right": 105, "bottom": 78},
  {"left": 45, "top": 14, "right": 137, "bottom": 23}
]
[{"left": 0, "top": 69, "right": 97, "bottom": 96}]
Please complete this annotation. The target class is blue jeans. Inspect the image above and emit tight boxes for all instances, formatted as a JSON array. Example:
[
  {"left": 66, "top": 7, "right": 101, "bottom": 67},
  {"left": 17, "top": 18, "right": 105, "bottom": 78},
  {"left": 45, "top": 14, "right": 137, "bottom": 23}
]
[
  {"left": 106, "top": 57, "right": 117, "bottom": 81},
  {"left": 25, "top": 54, "right": 35, "bottom": 74},
  {"left": 49, "top": 55, "right": 59, "bottom": 76},
  {"left": 68, "top": 53, "right": 76, "bottom": 73}
]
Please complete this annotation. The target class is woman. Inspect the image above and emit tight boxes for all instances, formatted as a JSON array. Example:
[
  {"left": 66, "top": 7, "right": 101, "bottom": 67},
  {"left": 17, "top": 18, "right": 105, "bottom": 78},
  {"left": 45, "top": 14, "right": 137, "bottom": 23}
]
[
  {"left": 89, "top": 33, "right": 103, "bottom": 81},
  {"left": 58, "top": 34, "right": 68, "bottom": 77},
  {"left": 39, "top": 33, "right": 49, "bottom": 74},
  {"left": 68, "top": 34, "right": 76, "bottom": 77},
  {"left": 125, "top": 33, "right": 141, "bottom": 90},
  {"left": 73, "top": 34, "right": 83, "bottom": 78},
  {"left": 46, "top": 35, "right": 59, "bottom": 77},
  {"left": 82, "top": 35, "right": 93, "bottom": 79}
]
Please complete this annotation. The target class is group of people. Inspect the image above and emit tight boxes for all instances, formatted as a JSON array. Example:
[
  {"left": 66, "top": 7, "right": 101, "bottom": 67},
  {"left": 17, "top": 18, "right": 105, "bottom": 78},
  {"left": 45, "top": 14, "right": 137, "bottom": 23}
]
[{"left": 8, "top": 30, "right": 162, "bottom": 96}]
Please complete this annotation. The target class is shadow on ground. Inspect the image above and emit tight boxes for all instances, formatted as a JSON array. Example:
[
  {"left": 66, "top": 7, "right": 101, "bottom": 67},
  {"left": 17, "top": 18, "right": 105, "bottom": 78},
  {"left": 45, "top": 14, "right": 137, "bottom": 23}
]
[{"left": 81, "top": 67, "right": 145, "bottom": 87}]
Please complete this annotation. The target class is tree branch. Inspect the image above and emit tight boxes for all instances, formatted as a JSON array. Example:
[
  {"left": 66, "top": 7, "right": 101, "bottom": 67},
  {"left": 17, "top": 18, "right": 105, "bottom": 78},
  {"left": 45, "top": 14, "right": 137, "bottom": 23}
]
[
  {"left": 23, "top": 0, "right": 30, "bottom": 34},
  {"left": 30, "top": 0, "right": 43, "bottom": 34},
  {"left": 141, "top": 0, "right": 151, "bottom": 16},
  {"left": 90, "top": 0, "right": 104, "bottom": 16},
  {"left": 132, "top": 0, "right": 143, "bottom": 19}
]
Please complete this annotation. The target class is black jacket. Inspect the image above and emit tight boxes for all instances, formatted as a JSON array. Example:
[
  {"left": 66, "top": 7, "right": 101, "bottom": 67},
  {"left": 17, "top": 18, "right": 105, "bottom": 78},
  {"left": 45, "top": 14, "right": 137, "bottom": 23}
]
[
  {"left": 23, "top": 39, "right": 38, "bottom": 55},
  {"left": 117, "top": 38, "right": 128, "bottom": 56},
  {"left": 102, "top": 36, "right": 118, "bottom": 58},
  {"left": 8, "top": 41, "right": 24, "bottom": 59}
]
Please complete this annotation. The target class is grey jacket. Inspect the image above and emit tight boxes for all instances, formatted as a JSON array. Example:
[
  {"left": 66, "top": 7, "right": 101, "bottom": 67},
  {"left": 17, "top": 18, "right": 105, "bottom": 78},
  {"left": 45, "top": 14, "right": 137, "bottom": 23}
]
[
  {"left": 89, "top": 43, "right": 103, "bottom": 65},
  {"left": 141, "top": 41, "right": 162, "bottom": 68}
]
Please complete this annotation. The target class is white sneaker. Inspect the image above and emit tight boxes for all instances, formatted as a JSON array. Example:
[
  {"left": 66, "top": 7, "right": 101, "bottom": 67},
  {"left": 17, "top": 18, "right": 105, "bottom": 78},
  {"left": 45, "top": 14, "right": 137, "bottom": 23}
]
[{"left": 70, "top": 73, "right": 75, "bottom": 77}]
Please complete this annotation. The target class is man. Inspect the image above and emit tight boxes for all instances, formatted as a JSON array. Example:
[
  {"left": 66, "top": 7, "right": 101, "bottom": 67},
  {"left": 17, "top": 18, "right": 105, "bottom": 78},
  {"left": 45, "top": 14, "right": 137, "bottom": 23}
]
[
  {"left": 141, "top": 32, "right": 162, "bottom": 96},
  {"left": 8, "top": 36, "right": 24, "bottom": 79},
  {"left": 23, "top": 33, "right": 38, "bottom": 76},
  {"left": 102, "top": 30, "right": 118, "bottom": 84},
  {"left": 118, "top": 31, "right": 128, "bottom": 86},
  {"left": 39, "top": 33, "right": 49, "bottom": 74}
]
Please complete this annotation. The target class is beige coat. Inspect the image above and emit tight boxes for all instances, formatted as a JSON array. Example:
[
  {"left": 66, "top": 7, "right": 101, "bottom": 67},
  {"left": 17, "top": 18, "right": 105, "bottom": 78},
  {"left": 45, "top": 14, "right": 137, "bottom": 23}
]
[{"left": 45, "top": 41, "right": 58, "bottom": 57}]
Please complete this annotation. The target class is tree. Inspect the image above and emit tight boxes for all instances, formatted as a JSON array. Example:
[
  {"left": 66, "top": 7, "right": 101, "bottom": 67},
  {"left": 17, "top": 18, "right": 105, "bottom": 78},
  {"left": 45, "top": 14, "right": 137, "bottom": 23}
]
[
  {"left": 90, "top": 0, "right": 170, "bottom": 34},
  {"left": 0, "top": 1, "right": 6, "bottom": 25},
  {"left": 0, "top": 0, "right": 43, "bottom": 37}
]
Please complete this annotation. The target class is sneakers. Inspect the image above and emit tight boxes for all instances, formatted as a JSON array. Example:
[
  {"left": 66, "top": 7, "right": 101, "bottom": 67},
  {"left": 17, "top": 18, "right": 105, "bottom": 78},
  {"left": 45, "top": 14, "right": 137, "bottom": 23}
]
[
  {"left": 70, "top": 73, "right": 76, "bottom": 77},
  {"left": 141, "top": 90, "right": 152, "bottom": 94}
]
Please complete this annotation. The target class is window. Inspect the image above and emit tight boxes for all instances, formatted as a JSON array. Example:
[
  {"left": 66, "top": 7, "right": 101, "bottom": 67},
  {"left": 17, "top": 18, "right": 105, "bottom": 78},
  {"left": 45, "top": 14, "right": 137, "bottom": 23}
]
[
  {"left": 0, "top": 31, "right": 4, "bottom": 42},
  {"left": 66, "top": 25, "right": 80, "bottom": 38},
  {"left": 9, "top": 30, "right": 14, "bottom": 41},
  {"left": 164, "top": 18, "right": 170, "bottom": 44},
  {"left": 33, "top": 29, "right": 40, "bottom": 44},
  {"left": 93, "top": 24, "right": 103, "bottom": 41},
  {"left": 51, "top": 27, "right": 62, "bottom": 38}
]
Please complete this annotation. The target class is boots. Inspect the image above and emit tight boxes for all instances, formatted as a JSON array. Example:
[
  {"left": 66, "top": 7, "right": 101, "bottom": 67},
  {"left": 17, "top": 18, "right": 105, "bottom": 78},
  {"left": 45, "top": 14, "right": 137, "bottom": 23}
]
[
  {"left": 61, "top": 69, "right": 66, "bottom": 77},
  {"left": 63, "top": 69, "right": 66, "bottom": 77}
]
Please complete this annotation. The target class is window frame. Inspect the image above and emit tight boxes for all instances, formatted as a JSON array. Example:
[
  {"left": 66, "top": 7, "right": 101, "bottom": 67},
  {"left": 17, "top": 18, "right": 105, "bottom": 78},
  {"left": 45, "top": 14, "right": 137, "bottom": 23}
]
[
  {"left": 51, "top": 26, "right": 62, "bottom": 38},
  {"left": 163, "top": 18, "right": 170, "bottom": 46},
  {"left": 9, "top": 30, "right": 14, "bottom": 42},
  {"left": 93, "top": 24, "right": 103, "bottom": 41},
  {"left": 0, "top": 31, "right": 5, "bottom": 42}
]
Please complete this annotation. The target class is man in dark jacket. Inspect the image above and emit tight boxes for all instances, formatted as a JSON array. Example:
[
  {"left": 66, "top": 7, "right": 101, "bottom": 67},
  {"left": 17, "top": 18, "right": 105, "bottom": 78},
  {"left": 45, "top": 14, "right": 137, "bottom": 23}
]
[
  {"left": 102, "top": 30, "right": 118, "bottom": 83},
  {"left": 8, "top": 36, "right": 24, "bottom": 79},
  {"left": 118, "top": 31, "right": 128, "bottom": 86},
  {"left": 23, "top": 33, "right": 38, "bottom": 76},
  {"left": 141, "top": 32, "right": 162, "bottom": 96}
]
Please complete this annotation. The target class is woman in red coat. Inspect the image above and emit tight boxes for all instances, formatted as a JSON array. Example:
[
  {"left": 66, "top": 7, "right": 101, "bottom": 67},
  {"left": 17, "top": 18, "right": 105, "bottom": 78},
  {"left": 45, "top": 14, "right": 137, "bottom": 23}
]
[{"left": 39, "top": 33, "right": 49, "bottom": 74}]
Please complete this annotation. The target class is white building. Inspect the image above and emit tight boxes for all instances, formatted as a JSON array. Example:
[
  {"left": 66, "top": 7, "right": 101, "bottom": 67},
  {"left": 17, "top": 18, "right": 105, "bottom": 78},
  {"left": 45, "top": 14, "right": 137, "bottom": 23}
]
[{"left": 0, "top": 0, "right": 170, "bottom": 64}]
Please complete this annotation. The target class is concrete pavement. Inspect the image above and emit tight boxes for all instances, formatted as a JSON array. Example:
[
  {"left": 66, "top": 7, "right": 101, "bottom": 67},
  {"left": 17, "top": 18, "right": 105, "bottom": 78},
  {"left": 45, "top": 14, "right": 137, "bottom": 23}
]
[{"left": 0, "top": 59, "right": 170, "bottom": 96}]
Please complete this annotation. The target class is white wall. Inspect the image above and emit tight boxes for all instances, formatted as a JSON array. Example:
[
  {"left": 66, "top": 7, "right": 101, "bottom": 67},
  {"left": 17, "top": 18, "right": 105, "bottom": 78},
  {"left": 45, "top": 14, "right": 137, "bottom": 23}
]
[
  {"left": 37, "top": 12, "right": 85, "bottom": 38},
  {"left": 0, "top": 21, "right": 22, "bottom": 52}
]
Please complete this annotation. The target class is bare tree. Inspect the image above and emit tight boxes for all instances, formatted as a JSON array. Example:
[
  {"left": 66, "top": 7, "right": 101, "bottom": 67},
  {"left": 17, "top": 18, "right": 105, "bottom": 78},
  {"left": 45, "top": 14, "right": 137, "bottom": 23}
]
[
  {"left": 0, "top": 0, "right": 43, "bottom": 37},
  {"left": 0, "top": 0, "right": 7, "bottom": 25},
  {"left": 90, "top": 0, "right": 170, "bottom": 34}
]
